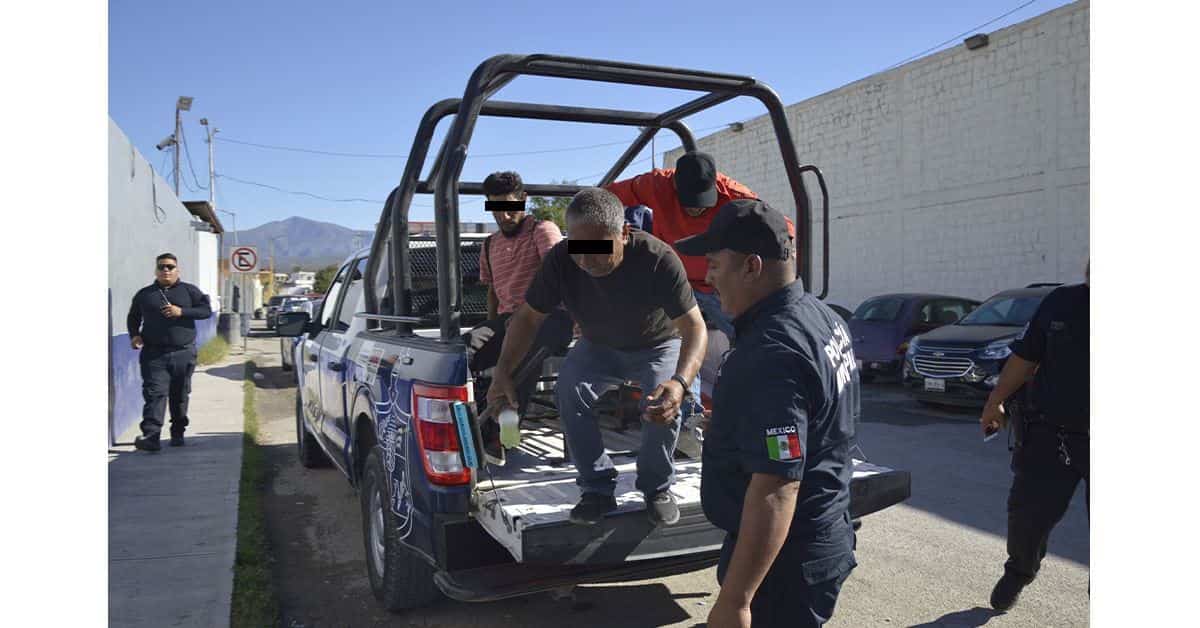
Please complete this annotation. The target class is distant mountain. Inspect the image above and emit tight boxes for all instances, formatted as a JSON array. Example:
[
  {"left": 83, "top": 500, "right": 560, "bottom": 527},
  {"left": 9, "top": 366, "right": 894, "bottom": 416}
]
[{"left": 231, "top": 216, "right": 373, "bottom": 271}]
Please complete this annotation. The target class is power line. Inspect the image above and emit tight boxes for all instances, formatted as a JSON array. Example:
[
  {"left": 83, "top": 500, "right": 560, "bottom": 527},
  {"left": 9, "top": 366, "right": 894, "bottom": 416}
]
[
  {"left": 217, "top": 173, "right": 386, "bottom": 204},
  {"left": 179, "top": 124, "right": 208, "bottom": 190},
  {"left": 880, "top": 0, "right": 1040, "bottom": 73},
  {"left": 215, "top": 172, "right": 482, "bottom": 208},
  {"left": 216, "top": 136, "right": 636, "bottom": 159}
]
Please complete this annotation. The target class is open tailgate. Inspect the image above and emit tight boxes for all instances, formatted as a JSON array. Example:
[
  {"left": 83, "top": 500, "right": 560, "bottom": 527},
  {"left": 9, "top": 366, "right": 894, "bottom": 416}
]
[{"left": 473, "top": 458, "right": 910, "bottom": 565}]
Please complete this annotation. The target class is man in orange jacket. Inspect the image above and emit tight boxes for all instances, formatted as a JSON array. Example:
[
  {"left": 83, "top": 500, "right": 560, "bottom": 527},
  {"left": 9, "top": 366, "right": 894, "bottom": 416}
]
[{"left": 606, "top": 151, "right": 795, "bottom": 340}]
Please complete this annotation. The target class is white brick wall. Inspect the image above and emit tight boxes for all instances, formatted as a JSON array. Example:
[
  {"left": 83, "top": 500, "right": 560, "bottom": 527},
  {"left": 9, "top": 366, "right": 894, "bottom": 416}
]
[{"left": 667, "top": 0, "right": 1089, "bottom": 309}]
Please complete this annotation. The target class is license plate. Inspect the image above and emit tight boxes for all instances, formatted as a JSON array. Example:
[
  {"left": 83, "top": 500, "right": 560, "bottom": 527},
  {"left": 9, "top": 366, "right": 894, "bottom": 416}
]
[{"left": 924, "top": 378, "right": 946, "bottom": 392}]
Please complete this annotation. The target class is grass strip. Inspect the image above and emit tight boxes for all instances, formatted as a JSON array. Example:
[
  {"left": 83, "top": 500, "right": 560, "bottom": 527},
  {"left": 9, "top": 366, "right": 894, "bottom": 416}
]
[
  {"left": 230, "top": 360, "right": 280, "bottom": 627},
  {"left": 197, "top": 336, "right": 230, "bottom": 366}
]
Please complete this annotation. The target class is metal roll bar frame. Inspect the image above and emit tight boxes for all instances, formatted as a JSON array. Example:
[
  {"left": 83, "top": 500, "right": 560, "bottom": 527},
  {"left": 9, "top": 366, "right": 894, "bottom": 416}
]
[{"left": 364, "top": 54, "right": 830, "bottom": 341}]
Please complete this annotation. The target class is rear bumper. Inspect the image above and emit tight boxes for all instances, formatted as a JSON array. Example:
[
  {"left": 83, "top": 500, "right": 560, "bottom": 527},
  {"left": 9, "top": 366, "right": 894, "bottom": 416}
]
[{"left": 435, "top": 550, "right": 721, "bottom": 602}]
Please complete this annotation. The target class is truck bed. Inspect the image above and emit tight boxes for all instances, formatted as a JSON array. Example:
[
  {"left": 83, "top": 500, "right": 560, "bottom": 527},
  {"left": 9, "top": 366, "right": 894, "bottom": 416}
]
[{"left": 470, "top": 418, "right": 910, "bottom": 565}]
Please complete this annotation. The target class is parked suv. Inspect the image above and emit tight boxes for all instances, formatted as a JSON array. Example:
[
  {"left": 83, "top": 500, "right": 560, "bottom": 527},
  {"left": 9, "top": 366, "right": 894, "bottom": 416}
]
[
  {"left": 850, "top": 294, "right": 979, "bottom": 382},
  {"left": 901, "top": 284, "right": 1061, "bottom": 406}
]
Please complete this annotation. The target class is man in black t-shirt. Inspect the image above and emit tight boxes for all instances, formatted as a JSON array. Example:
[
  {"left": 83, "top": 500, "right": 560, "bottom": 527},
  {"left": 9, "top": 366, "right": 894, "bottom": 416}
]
[
  {"left": 676, "top": 199, "right": 858, "bottom": 628},
  {"left": 981, "top": 264, "right": 1090, "bottom": 612},
  {"left": 487, "top": 188, "right": 708, "bottom": 526}
]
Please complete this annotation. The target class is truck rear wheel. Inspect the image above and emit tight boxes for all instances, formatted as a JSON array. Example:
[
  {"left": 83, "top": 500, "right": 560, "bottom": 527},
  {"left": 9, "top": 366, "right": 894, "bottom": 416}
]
[
  {"left": 296, "top": 391, "right": 329, "bottom": 468},
  {"left": 360, "top": 449, "right": 441, "bottom": 611}
]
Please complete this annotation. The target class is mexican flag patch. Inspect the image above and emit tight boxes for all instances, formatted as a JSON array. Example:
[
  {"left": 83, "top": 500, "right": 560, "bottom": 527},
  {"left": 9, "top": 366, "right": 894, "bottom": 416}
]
[{"left": 765, "top": 430, "right": 802, "bottom": 461}]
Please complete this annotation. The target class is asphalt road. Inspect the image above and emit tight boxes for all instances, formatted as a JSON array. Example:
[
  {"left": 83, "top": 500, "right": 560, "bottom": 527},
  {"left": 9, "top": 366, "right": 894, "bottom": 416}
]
[{"left": 243, "top": 328, "right": 1088, "bottom": 627}]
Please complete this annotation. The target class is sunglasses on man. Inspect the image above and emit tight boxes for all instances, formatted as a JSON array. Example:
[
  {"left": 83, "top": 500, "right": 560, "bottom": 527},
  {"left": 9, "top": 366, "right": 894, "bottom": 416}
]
[{"left": 157, "top": 264, "right": 177, "bottom": 271}]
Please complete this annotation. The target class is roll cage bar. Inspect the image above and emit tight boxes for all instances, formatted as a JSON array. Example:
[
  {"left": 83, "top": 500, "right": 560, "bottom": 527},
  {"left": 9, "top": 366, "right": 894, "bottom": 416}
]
[{"left": 363, "top": 54, "right": 830, "bottom": 341}]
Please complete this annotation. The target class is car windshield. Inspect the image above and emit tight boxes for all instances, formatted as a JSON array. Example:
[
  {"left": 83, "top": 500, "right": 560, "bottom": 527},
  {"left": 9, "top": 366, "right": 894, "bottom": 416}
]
[
  {"left": 852, "top": 297, "right": 905, "bottom": 322},
  {"left": 268, "top": 296, "right": 286, "bottom": 306},
  {"left": 958, "top": 295, "right": 1044, "bottom": 326}
]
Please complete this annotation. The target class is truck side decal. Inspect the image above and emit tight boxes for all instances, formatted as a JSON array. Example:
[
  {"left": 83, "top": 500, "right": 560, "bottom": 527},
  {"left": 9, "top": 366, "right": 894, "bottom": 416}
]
[{"left": 371, "top": 348, "right": 415, "bottom": 540}]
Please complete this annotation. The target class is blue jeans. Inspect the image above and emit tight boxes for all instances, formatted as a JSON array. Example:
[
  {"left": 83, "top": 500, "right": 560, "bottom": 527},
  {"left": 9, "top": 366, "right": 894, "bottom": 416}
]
[
  {"left": 556, "top": 337, "right": 683, "bottom": 497},
  {"left": 694, "top": 289, "right": 734, "bottom": 339}
]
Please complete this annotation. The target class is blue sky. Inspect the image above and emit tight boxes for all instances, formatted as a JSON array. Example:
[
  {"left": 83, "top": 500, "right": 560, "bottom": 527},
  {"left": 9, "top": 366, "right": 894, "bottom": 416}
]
[{"left": 109, "top": 0, "right": 1070, "bottom": 232}]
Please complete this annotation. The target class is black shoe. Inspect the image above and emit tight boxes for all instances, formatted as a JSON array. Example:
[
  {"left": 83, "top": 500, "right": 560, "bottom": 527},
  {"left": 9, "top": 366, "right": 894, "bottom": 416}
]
[
  {"left": 990, "top": 573, "right": 1028, "bottom": 611},
  {"left": 134, "top": 435, "right": 161, "bottom": 452},
  {"left": 569, "top": 493, "right": 617, "bottom": 526},
  {"left": 169, "top": 434, "right": 186, "bottom": 447},
  {"left": 646, "top": 491, "right": 680, "bottom": 526},
  {"left": 480, "top": 418, "right": 505, "bottom": 466}
]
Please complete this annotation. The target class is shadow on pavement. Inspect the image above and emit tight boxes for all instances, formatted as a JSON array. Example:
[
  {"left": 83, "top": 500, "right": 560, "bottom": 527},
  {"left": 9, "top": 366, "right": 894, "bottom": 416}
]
[
  {"left": 908, "top": 606, "right": 1001, "bottom": 627},
  {"left": 853, "top": 383, "right": 1090, "bottom": 568},
  {"left": 203, "top": 363, "right": 246, "bottom": 382}
]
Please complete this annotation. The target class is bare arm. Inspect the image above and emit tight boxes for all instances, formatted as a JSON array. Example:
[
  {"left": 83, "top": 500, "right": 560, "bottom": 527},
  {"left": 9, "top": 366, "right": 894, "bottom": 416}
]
[
  {"left": 487, "top": 285, "right": 499, "bottom": 321},
  {"left": 981, "top": 354, "right": 1038, "bottom": 432},
  {"left": 715, "top": 473, "right": 800, "bottom": 608},
  {"left": 487, "top": 304, "right": 548, "bottom": 410},
  {"left": 644, "top": 306, "right": 706, "bottom": 422}
]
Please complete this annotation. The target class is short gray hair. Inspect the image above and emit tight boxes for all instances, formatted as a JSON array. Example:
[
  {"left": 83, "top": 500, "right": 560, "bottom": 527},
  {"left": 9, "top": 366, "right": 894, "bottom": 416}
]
[{"left": 565, "top": 187, "right": 625, "bottom": 235}]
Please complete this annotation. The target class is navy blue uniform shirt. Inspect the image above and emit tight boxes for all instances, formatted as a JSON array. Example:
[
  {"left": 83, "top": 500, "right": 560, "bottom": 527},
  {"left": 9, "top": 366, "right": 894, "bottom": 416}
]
[
  {"left": 1010, "top": 282, "right": 1089, "bottom": 432},
  {"left": 702, "top": 280, "right": 859, "bottom": 539},
  {"left": 127, "top": 280, "right": 213, "bottom": 348}
]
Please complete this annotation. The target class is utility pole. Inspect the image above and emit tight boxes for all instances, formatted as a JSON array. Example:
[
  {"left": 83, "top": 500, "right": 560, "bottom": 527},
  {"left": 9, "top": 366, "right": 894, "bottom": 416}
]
[
  {"left": 173, "top": 96, "right": 193, "bottom": 196},
  {"left": 200, "top": 118, "right": 218, "bottom": 205}
]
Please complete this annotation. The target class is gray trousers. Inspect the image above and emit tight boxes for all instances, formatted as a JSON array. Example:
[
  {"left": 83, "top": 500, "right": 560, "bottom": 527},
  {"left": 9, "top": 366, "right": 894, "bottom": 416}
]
[{"left": 555, "top": 337, "right": 683, "bottom": 497}]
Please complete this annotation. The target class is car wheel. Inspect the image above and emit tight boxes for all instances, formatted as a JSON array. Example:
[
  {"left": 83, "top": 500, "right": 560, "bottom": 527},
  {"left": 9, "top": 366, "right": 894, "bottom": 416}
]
[
  {"left": 296, "top": 391, "right": 329, "bottom": 468},
  {"left": 361, "top": 449, "right": 441, "bottom": 611}
]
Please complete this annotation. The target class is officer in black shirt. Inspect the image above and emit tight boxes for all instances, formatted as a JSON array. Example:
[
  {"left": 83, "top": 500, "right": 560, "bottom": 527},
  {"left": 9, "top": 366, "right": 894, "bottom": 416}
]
[
  {"left": 981, "top": 265, "right": 1089, "bottom": 611},
  {"left": 675, "top": 199, "right": 858, "bottom": 628},
  {"left": 126, "top": 253, "right": 213, "bottom": 451}
]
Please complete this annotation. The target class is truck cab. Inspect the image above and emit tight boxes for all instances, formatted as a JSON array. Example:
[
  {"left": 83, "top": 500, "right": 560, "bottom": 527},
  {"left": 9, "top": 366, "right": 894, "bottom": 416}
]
[{"left": 276, "top": 53, "right": 912, "bottom": 611}]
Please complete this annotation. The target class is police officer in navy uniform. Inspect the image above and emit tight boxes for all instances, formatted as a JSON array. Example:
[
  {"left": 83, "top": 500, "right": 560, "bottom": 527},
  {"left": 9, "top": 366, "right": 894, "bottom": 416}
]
[
  {"left": 676, "top": 199, "right": 859, "bottom": 628},
  {"left": 127, "top": 253, "right": 213, "bottom": 451},
  {"left": 981, "top": 264, "right": 1089, "bottom": 611}
]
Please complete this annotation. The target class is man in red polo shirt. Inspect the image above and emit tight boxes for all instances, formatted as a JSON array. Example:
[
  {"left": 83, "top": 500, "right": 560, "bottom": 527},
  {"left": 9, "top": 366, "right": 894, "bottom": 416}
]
[
  {"left": 467, "top": 171, "right": 572, "bottom": 458},
  {"left": 607, "top": 151, "right": 784, "bottom": 339},
  {"left": 608, "top": 152, "right": 793, "bottom": 409}
]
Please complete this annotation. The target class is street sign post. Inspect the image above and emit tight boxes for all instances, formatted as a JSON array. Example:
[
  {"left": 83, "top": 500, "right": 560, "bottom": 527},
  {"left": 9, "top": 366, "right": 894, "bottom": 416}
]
[{"left": 230, "top": 246, "right": 259, "bottom": 273}]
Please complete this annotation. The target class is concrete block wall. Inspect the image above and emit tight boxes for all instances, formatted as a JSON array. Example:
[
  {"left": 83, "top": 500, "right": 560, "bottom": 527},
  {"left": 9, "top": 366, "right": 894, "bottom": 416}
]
[
  {"left": 108, "top": 118, "right": 218, "bottom": 444},
  {"left": 668, "top": 0, "right": 1089, "bottom": 309}
]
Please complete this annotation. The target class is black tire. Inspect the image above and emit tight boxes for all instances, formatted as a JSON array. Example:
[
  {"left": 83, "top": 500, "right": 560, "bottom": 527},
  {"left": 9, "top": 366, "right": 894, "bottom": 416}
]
[
  {"left": 296, "top": 391, "right": 330, "bottom": 468},
  {"left": 360, "top": 450, "right": 441, "bottom": 611}
]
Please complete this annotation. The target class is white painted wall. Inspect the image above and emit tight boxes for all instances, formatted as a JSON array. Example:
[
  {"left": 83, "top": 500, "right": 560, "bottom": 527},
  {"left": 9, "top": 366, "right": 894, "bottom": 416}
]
[
  {"left": 667, "top": 0, "right": 1089, "bottom": 309},
  {"left": 108, "top": 118, "right": 220, "bottom": 443}
]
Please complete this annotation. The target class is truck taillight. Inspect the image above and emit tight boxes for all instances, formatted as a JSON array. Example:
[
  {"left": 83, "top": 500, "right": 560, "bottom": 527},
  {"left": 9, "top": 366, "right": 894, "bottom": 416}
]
[{"left": 412, "top": 383, "right": 471, "bottom": 486}]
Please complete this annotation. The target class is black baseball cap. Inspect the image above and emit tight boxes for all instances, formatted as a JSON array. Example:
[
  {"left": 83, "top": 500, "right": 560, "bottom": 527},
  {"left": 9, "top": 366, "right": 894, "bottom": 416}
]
[
  {"left": 674, "top": 198, "right": 792, "bottom": 260},
  {"left": 674, "top": 151, "right": 718, "bottom": 208}
]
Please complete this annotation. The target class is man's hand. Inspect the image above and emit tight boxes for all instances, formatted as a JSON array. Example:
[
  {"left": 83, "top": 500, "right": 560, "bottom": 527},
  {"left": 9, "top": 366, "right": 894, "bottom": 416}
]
[
  {"left": 465, "top": 326, "right": 495, "bottom": 360},
  {"left": 707, "top": 595, "right": 751, "bottom": 628},
  {"left": 643, "top": 379, "right": 684, "bottom": 424},
  {"left": 486, "top": 371, "right": 518, "bottom": 414},
  {"left": 161, "top": 304, "right": 183, "bottom": 319},
  {"left": 980, "top": 401, "right": 1007, "bottom": 435},
  {"left": 131, "top": 335, "right": 144, "bottom": 350}
]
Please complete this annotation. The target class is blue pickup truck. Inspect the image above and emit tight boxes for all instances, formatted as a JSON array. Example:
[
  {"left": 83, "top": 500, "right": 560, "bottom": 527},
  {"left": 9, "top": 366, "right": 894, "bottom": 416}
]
[{"left": 275, "top": 54, "right": 911, "bottom": 612}]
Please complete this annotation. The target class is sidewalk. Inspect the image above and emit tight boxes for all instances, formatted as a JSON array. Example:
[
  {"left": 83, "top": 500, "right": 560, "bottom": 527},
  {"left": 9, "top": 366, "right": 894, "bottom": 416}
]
[{"left": 108, "top": 352, "right": 247, "bottom": 628}]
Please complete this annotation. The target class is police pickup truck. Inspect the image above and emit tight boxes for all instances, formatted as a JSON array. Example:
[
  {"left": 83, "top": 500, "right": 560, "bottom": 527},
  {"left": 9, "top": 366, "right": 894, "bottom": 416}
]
[{"left": 275, "top": 54, "right": 911, "bottom": 611}]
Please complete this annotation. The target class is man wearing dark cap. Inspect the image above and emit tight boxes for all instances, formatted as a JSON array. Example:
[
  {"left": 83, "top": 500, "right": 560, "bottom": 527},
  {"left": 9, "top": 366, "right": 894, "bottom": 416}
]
[
  {"left": 676, "top": 199, "right": 858, "bottom": 628},
  {"left": 607, "top": 151, "right": 766, "bottom": 340}
]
